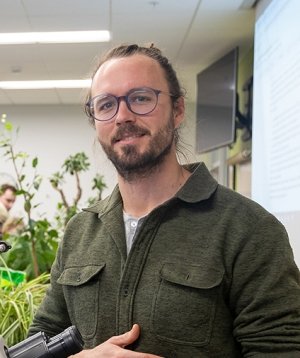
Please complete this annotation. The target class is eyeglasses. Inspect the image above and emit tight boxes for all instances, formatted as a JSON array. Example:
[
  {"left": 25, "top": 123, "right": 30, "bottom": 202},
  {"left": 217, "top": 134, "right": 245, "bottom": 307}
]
[{"left": 85, "top": 87, "right": 174, "bottom": 122}]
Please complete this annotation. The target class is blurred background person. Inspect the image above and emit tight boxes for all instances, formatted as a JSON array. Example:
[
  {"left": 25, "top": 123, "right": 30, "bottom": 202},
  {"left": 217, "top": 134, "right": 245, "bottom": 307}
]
[{"left": 0, "top": 183, "right": 17, "bottom": 234}]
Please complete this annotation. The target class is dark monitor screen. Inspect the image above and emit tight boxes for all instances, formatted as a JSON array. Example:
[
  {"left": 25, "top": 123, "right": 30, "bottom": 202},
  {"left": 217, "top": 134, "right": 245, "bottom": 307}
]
[{"left": 196, "top": 47, "right": 238, "bottom": 153}]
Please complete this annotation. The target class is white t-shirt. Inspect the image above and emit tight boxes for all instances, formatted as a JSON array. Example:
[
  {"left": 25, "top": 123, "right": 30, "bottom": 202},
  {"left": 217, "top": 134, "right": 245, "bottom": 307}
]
[{"left": 123, "top": 211, "right": 147, "bottom": 254}]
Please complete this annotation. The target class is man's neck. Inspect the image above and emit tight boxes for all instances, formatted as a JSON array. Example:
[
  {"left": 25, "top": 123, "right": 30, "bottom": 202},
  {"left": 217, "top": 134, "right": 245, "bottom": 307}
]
[{"left": 118, "top": 155, "right": 191, "bottom": 217}]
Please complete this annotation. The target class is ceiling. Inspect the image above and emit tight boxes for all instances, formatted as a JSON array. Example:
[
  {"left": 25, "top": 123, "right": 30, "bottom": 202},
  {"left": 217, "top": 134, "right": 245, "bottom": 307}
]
[{"left": 0, "top": 0, "right": 256, "bottom": 106}]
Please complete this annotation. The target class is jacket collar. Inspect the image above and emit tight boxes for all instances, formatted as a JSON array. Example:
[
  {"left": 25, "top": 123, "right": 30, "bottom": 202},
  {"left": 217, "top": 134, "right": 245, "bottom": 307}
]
[
  {"left": 176, "top": 162, "right": 218, "bottom": 203},
  {"left": 83, "top": 162, "right": 218, "bottom": 216}
]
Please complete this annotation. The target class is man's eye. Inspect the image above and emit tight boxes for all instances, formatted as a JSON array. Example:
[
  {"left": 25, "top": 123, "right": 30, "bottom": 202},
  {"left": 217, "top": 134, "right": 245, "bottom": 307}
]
[
  {"left": 96, "top": 99, "right": 115, "bottom": 112},
  {"left": 130, "top": 95, "right": 152, "bottom": 104}
]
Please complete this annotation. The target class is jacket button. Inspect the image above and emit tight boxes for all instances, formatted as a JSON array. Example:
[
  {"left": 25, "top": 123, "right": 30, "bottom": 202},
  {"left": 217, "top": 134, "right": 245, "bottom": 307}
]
[{"left": 123, "top": 288, "right": 129, "bottom": 296}]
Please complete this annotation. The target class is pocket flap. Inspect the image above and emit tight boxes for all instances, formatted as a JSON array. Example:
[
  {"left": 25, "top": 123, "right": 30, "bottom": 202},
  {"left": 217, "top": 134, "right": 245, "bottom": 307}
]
[
  {"left": 160, "top": 262, "right": 223, "bottom": 289},
  {"left": 57, "top": 263, "right": 105, "bottom": 286}
]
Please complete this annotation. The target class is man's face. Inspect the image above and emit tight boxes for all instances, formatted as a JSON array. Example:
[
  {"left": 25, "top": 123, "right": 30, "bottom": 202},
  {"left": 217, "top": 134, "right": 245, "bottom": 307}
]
[
  {"left": 0, "top": 189, "right": 16, "bottom": 211},
  {"left": 90, "top": 54, "right": 184, "bottom": 180}
]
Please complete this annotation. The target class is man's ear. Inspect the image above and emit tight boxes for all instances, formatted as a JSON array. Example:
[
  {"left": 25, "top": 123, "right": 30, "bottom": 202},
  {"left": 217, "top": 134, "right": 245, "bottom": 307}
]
[{"left": 173, "top": 96, "right": 185, "bottom": 128}]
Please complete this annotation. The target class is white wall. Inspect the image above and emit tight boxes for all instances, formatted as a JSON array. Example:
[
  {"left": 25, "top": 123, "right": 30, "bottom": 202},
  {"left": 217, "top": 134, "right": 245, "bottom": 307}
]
[
  {"left": 180, "top": 101, "right": 203, "bottom": 164},
  {"left": 1, "top": 102, "right": 200, "bottom": 222}
]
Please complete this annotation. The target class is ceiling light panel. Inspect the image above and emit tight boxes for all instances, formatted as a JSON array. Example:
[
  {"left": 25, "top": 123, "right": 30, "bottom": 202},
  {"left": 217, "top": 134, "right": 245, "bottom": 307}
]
[
  {"left": 0, "top": 80, "right": 92, "bottom": 89},
  {"left": 0, "top": 31, "right": 110, "bottom": 45}
]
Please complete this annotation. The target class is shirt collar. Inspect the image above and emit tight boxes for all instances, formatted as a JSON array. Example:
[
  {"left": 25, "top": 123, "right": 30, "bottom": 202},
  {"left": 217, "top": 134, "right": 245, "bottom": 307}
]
[
  {"left": 84, "top": 162, "right": 218, "bottom": 215},
  {"left": 176, "top": 162, "right": 218, "bottom": 203}
]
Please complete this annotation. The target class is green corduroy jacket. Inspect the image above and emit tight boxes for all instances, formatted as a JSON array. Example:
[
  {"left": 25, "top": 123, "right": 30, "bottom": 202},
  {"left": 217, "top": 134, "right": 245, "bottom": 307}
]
[{"left": 29, "top": 163, "right": 300, "bottom": 357}]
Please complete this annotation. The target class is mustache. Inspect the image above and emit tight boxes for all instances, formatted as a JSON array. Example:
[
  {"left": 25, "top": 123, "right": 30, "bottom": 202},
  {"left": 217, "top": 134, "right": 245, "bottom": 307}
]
[{"left": 112, "top": 123, "right": 151, "bottom": 143}]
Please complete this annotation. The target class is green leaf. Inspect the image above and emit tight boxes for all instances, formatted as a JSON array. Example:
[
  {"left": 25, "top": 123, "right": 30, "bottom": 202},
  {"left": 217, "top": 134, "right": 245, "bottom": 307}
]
[
  {"left": 15, "top": 152, "right": 25, "bottom": 159},
  {"left": 63, "top": 152, "right": 90, "bottom": 174},
  {"left": 33, "top": 176, "right": 42, "bottom": 190},
  {"left": 4, "top": 121, "right": 13, "bottom": 131},
  {"left": 48, "top": 229, "right": 58, "bottom": 238},
  {"left": 57, "top": 202, "right": 63, "bottom": 209},
  {"left": 32, "top": 157, "right": 38, "bottom": 168},
  {"left": 0, "top": 270, "right": 50, "bottom": 347},
  {"left": 24, "top": 200, "right": 31, "bottom": 213},
  {"left": 16, "top": 189, "right": 27, "bottom": 196}
]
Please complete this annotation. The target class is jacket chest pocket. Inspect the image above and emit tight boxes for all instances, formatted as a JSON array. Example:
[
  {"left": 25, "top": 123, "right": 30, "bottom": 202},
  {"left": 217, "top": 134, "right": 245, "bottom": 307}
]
[
  {"left": 57, "top": 263, "right": 105, "bottom": 339},
  {"left": 151, "top": 262, "right": 223, "bottom": 346}
]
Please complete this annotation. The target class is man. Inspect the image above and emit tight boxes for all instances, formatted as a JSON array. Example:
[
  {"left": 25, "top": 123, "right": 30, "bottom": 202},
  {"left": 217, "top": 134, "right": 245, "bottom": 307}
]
[
  {"left": 0, "top": 183, "right": 16, "bottom": 233},
  {"left": 29, "top": 44, "right": 300, "bottom": 357}
]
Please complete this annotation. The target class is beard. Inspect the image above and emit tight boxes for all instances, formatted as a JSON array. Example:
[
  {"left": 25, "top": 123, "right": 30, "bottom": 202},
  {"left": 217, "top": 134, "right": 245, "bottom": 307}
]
[{"left": 99, "top": 115, "right": 175, "bottom": 182}]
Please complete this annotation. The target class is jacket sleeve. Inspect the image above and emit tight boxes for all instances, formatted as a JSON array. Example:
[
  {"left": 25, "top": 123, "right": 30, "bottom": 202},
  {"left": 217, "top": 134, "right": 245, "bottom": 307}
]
[
  {"left": 229, "top": 212, "right": 300, "bottom": 357},
  {"left": 28, "top": 242, "right": 72, "bottom": 338}
]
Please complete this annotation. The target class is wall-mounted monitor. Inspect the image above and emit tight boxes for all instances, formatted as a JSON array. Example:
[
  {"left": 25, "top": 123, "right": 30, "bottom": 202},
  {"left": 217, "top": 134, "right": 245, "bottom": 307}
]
[{"left": 196, "top": 47, "right": 238, "bottom": 154}]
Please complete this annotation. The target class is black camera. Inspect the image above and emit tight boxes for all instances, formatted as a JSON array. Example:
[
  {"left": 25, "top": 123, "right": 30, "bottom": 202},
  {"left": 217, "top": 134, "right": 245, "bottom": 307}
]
[
  {"left": 0, "top": 241, "right": 11, "bottom": 253},
  {"left": 5, "top": 326, "right": 83, "bottom": 358}
]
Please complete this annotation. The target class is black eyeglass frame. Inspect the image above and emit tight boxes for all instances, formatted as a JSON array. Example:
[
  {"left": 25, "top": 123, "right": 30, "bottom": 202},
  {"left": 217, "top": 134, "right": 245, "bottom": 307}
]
[{"left": 85, "top": 87, "right": 175, "bottom": 122}]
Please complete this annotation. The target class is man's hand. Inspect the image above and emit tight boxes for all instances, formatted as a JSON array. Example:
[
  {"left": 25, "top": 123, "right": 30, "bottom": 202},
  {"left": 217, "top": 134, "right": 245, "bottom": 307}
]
[{"left": 71, "top": 324, "right": 163, "bottom": 357}]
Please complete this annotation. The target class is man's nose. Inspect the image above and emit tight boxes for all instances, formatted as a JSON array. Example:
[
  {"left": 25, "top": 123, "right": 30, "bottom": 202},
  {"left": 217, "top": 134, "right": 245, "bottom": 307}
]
[{"left": 115, "top": 99, "right": 136, "bottom": 124}]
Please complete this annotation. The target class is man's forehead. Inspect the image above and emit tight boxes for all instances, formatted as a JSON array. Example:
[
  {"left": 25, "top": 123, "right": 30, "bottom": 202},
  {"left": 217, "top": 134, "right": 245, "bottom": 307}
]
[
  {"left": 2, "top": 188, "right": 16, "bottom": 198},
  {"left": 92, "top": 55, "right": 166, "bottom": 94},
  {"left": 97, "top": 55, "right": 163, "bottom": 81},
  {"left": 101, "top": 54, "right": 158, "bottom": 70}
]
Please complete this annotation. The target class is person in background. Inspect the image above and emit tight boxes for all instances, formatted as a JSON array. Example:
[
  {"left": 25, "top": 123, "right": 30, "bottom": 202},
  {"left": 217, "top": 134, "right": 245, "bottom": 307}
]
[
  {"left": 0, "top": 184, "right": 16, "bottom": 234},
  {"left": 29, "top": 44, "right": 300, "bottom": 357}
]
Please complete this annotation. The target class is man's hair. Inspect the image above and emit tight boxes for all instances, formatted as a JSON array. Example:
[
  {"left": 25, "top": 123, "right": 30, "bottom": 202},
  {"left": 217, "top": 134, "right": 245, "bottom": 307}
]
[
  {"left": 85, "top": 43, "right": 186, "bottom": 150},
  {"left": 0, "top": 184, "right": 17, "bottom": 196}
]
